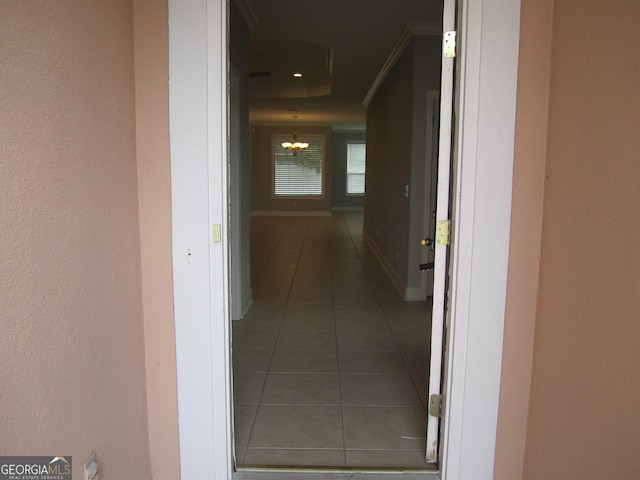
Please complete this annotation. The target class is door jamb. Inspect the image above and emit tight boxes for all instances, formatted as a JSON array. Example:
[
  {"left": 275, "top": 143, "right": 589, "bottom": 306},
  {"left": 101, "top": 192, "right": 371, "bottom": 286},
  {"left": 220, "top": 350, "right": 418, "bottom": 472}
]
[{"left": 167, "top": 0, "right": 521, "bottom": 478}]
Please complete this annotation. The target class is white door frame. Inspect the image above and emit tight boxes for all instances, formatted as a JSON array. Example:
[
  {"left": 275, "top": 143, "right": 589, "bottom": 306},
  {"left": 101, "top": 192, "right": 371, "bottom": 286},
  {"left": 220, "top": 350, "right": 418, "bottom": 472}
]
[{"left": 168, "top": 0, "right": 520, "bottom": 478}]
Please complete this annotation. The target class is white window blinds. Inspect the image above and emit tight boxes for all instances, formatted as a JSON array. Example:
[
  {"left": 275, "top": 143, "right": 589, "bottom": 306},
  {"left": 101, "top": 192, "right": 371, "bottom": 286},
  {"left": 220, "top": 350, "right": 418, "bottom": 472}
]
[{"left": 273, "top": 135, "right": 325, "bottom": 197}]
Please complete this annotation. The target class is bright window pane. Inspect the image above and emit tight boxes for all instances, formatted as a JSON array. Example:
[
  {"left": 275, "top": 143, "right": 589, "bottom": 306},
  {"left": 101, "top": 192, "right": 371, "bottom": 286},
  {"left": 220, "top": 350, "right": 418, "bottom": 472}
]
[{"left": 347, "top": 143, "right": 366, "bottom": 194}]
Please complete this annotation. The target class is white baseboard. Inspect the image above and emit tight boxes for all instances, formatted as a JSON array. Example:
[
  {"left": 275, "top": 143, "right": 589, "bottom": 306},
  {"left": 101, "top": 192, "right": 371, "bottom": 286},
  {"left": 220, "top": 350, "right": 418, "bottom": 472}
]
[
  {"left": 251, "top": 211, "right": 331, "bottom": 217},
  {"left": 362, "top": 230, "right": 407, "bottom": 299},
  {"left": 331, "top": 206, "right": 364, "bottom": 212},
  {"left": 241, "top": 289, "right": 253, "bottom": 318},
  {"left": 404, "top": 286, "right": 426, "bottom": 302}
]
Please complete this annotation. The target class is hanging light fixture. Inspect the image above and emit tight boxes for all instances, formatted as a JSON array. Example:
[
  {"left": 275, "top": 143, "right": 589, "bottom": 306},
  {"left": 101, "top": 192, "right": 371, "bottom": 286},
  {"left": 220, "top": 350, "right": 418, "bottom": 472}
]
[{"left": 281, "top": 115, "right": 309, "bottom": 156}]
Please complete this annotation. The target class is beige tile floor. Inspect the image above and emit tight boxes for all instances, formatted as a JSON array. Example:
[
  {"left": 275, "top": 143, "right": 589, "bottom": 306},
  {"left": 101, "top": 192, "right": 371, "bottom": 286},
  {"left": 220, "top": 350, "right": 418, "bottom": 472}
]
[{"left": 233, "top": 213, "right": 433, "bottom": 469}]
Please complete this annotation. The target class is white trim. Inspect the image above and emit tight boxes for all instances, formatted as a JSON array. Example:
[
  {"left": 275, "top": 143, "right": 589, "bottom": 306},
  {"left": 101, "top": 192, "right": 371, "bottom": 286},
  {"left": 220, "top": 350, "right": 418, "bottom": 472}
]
[
  {"left": 425, "top": 0, "right": 455, "bottom": 461},
  {"left": 251, "top": 210, "right": 331, "bottom": 217},
  {"left": 234, "top": 470, "right": 439, "bottom": 480},
  {"left": 345, "top": 141, "right": 366, "bottom": 196},
  {"left": 363, "top": 22, "right": 441, "bottom": 108},
  {"left": 168, "top": 0, "right": 522, "bottom": 478},
  {"left": 363, "top": 230, "right": 407, "bottom": 299},
  {"left": 169, "top": 0, "right": 232, "bottom": 478},
  {"left": 405, "top": 286, "right": 427, "bottom": 301},
  {"left": 239, "top": 288, "right": 253, "bottom": 319},
  {"left": 331, "top": 206, "right": 364, "bottom": 212},
  {"left": 440, "top": 0, "right": 520, "bottom": 478}
]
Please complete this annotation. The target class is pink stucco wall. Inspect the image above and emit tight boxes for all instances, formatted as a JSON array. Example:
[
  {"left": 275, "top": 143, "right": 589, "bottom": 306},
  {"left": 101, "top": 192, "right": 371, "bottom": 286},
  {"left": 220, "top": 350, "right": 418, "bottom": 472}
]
[
  {"left": 494, "top": 0, "right": 553, "bottom": 477},
  {"left": 495, "top": 1, "right": 640, "bottom": 478},
  {"left": 0, "top": 2, "right": 151, "bottom": 478},
  {"left": 133, "top": 0, "right": 181, "bottom": 477},
  {"left": 522, "top": 1, "right": 640, "bottom": 477}
]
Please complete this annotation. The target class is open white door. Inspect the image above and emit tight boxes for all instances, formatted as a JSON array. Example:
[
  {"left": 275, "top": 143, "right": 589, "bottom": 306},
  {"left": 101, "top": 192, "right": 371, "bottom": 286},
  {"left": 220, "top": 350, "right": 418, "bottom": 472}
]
[{"left": 425, "top": 0, "right": 457, "bottom": 464}]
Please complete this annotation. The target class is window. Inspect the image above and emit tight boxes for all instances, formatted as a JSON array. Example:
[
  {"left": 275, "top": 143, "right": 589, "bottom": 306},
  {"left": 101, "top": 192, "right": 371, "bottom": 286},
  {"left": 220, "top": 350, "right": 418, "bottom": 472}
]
[
  {"left": 346, "top": 142, "right": 366, "bottom": 195},
  {"left": 273, "top": 134, "right": 325, "bottom": 197}
]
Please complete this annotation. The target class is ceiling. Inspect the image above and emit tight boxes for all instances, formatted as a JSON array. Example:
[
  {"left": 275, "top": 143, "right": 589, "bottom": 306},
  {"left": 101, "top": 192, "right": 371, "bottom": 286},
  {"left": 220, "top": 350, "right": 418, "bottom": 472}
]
[{"left": 243, "top": 0, "right": 443, "bottom": 131}]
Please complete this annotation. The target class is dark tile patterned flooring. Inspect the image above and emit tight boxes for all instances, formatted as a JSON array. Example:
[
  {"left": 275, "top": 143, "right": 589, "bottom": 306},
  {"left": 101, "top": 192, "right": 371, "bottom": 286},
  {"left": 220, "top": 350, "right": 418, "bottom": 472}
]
[{"left": 233, "top": 213, "right": 433, "bottom": 469}]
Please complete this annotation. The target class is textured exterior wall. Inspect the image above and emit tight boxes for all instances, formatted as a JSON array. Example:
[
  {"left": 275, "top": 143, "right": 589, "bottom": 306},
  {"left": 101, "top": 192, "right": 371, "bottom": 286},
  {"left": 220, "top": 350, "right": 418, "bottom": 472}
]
[
  {"left": 133, "top": 0, "right": 180, "bottom": 478},
  {"left": 0, "top": 2, "right": 151, "bottom": 478},
  {"left": 521, "top": 1, "right": 640, "bottom": 478},
  {"left": 494, "top": 0, "right": 552, "bottom": 477}
]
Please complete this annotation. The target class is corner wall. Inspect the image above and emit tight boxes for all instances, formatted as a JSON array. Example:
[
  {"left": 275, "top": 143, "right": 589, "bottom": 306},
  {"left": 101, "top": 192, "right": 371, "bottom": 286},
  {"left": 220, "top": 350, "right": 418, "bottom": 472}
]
[
  {"left": 133, "top": 0, "right": 181, "bottom": 478},
  {"left": 521, "top": 1, "right": 640, "bottom": 478},
  {"left": 493, "top": 0, "right": 552, "bottom": 477},
  {"left": 0, "top": 2, "right": 151, "bottom": 478}
]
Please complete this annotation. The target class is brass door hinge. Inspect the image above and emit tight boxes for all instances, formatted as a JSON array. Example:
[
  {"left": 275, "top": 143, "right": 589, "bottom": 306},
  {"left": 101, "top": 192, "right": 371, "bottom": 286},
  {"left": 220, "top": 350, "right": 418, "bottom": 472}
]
[
  {"left": 443, "top": 31, "right": 456, "bottom": 58},
  {"left": 436, "top": 220, "right": 450, "bottom": 245},
  {"left": 429, "top": 394, "right": 443, "bottom": 417}
]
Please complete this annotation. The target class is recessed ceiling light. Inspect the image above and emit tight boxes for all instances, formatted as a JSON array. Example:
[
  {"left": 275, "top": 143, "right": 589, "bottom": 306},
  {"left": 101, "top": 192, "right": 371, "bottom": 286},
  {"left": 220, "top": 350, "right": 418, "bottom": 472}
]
[{"left": 293, "top": 72, "right": 303, "bottom": 78}]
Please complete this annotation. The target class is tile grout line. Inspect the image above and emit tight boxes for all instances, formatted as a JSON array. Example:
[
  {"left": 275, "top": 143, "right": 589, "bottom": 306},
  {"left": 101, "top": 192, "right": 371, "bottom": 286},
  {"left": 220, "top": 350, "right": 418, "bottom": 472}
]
[
  {"left": 342, "top": 212, "right": 431, "bottom": 416},
  {"left": 240, "top": 216, "right": 311, "bottom": 462},
  {"left": 330, "top": 214, "right": 349, "bottom": 467}
]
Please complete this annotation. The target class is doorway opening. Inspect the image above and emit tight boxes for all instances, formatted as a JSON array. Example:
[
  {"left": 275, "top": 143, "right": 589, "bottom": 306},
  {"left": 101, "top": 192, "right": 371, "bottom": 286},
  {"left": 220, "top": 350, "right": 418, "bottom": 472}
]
[
  {"left": 167, "top": 0, "right": 521, "bottom": 477},
  {"left": 230, "top": 0, "right": 447, "bottom": 470}
]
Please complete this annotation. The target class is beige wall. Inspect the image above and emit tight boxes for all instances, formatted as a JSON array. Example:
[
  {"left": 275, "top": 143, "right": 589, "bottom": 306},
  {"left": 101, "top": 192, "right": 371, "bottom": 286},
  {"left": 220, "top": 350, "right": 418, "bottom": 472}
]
[
  {"left": 364, "top": 42, "right": 414, "bottom": 286},
  {"left": 499, "top": 0, "right": 640, "bottom": 478},
  {"left": 133, "top": 0, "right": 180, "bottom": 478},
  {"left": 0, "top": 1, "right": 151, "bottom": 478}
]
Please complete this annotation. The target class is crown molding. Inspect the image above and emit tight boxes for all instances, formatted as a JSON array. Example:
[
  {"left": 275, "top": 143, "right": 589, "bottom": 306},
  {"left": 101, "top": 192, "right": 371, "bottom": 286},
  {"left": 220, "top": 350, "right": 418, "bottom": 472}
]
[
  {"left": 363, "top": 21, "right": 441, "bottom": 108},
  {"left": 232, "top": 0, "right": 257, "bottom": 29}
]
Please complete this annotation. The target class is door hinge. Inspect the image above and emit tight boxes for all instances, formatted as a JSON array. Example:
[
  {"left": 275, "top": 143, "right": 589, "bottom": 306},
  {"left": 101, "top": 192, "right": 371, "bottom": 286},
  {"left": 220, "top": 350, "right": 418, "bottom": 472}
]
[
  {"left": 429, "top": 394, "right": 443, "bottom": 417},
  {"left": 436, "top": 219, "right": 450, "bottom": 245},
  {"left": 443, "top": 31, "right": 456, "bottom": 58}
]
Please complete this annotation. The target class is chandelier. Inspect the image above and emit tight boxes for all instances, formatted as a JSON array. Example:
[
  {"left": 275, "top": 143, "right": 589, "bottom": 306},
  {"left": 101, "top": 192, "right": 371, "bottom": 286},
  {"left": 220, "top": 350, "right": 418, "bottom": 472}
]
[{"left": 281, "top": 115, "right": 309, "bottom": 156}]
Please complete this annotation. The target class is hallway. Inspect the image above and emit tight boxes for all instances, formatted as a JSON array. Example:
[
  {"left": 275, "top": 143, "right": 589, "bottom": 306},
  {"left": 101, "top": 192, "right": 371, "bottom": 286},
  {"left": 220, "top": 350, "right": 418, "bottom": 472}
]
[{"left": 232, "top": 213, "right": 433, "bottom": 469}]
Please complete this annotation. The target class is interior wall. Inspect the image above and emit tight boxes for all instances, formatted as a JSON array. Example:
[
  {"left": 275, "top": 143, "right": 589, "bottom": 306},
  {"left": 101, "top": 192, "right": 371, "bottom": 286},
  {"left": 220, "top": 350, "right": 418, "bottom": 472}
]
[
  {"left": 522, "top": 1, "right": 640, "bottom": 478},
  {"left": 364, "top": 37, "right": 441, "bottom": 299},
  {"left": 133, "top": 0, "right": 181, "bottom": 478},
  {"left": 229, "top": 0, "right": 253, "bottom": 317},
  {"left": 406, "top": 36, "right": 442, "bottom": 296},
  {"left": 364, "top": 41, "right": 414, "bottom": 289},
  {"left": 251, "top": 125, "right": 333, "bottom": 214},
  {"left": 0, "top": 2, "right": 151, "bottom": 478},
  {"left": 331, "top": 132, "right": 366, "bottom": 209}
]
